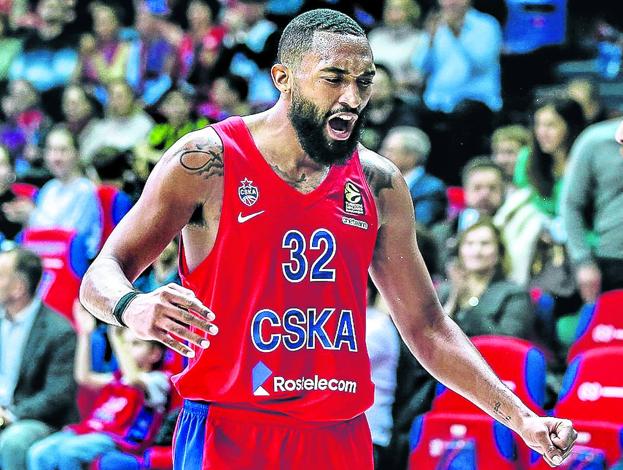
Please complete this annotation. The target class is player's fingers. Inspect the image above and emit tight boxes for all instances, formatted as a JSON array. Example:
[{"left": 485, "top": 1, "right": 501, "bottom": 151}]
[
  {"left": 167, "top": 305, "right": 219, "bottom": 335},
  {"left": 153, "top": 330, "right": 196, "bottom": 358},
  {"left": 158, "top": 318, "right": 211, "bottom": 349},
  {"left": 544, "top": 441, "right": 564, "bottom": 467},
  {"left": 161, "top": 286, "right": 215, "bottom": 320},
  {"left": 551, "top": 421, "right": 577, "bottom": 450}
]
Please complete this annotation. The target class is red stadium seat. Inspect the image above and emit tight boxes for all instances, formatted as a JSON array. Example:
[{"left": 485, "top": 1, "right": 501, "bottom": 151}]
[
  {"left": 96, "top": 184, "right": 133, "bottom": 248},
  {"left": 410, "top": 336, "right": 547, "bottom": 469},
  {"left": 409, "top": 413, "right": 519, "bottom": 470},
  {"left": 21, "top": 227, "right": 89, "bottom": 325},
  {"left": 431, "top": 336, "right": 546, "bottom": 415},
  {"left": 567, "top": 290, "right": 623, "bottom": 362},
  {"left": 530, "top": 347, "right": 623, "bottom": 469}
]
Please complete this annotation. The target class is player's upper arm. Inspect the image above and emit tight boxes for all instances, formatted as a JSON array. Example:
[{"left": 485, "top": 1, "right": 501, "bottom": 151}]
[
  {"left": 98, "top": 127, "right": 223, "bottom": 281},
  {"left": 361, "top": 147, "right": 445, "bottom": 342}
]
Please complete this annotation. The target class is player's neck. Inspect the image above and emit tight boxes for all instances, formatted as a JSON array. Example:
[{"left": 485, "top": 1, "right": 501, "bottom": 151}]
[{"left": 251, "top": 105, "right": 327, "bottom": 174}]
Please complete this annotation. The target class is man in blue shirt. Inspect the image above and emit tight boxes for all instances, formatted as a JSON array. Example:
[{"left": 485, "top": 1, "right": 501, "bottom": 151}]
[{"left": 412, "top": 0, "right": 502, "bottom": 184}]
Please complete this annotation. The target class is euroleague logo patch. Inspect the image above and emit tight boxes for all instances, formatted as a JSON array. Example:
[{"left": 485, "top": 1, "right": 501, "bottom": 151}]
[
  {"left": 344, "top": 180, "right": 364, "bottom": 215},
  {"left": 238, "top": 178, "right": 259, "bottom": 206}
]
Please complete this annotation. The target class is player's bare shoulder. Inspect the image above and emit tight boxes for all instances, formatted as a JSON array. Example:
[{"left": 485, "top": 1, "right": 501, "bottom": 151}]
[
  {"left": 174, "top": 126, "right": 224, "bottom": 180},
  {"left": 358, "top": 144, "right": 410, "bottom": 225},
  {"left": 164, "top": 126, "right": 224, "bottom": 182},
  {"left": 149, "top": 126, "right": 224, "bottom": 204},
  {"left": 358, "top": 144, "right": 401, "bottom": 196}
]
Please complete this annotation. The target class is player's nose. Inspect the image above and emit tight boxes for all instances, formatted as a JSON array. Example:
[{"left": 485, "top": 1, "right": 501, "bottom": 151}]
[{"left": 338, "top": 82, "right": 362, "bottom": 111}]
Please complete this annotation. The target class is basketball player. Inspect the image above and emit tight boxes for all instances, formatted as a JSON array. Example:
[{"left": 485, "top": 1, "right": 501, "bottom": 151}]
[{"left": 80, "top": 9, "right": 577, "bottom": 469}]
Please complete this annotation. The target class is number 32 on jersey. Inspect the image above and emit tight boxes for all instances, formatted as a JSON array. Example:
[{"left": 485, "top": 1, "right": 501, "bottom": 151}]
[{"left": 282, "top": 229, "right": 336, "bottom": 283}]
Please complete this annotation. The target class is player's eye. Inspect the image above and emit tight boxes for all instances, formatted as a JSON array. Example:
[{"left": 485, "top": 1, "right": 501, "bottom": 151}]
[
  {"left": 358, "top": 79, "right": 373, "bottom": 88},
  {"left": 324, "top": 77, "right": 341, "bottom": 84}
]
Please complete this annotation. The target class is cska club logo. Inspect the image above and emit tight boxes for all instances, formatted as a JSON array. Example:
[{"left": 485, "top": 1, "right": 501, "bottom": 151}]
[
  {"left": 344, "top": 180, "right": 364, "bottom": 215},
  {"left": 238, "top": 178, "right": 259, "bottom": 206}
]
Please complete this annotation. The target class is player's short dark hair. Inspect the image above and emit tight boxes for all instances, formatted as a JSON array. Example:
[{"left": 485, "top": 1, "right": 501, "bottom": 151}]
[
  {"left": 461, "top": 156, "right": 504, "bottom": 187},
  {"left": 11, "top": 248, "right": 43, "bottom": 298},
  {"left": 277, "top": 8, "right": 366, "bottom": 67}
]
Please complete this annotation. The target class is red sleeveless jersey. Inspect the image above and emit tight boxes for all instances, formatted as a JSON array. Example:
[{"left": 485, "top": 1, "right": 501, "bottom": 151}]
[{"left": 174, "top": 116, "right": 378, "bottom": 422}]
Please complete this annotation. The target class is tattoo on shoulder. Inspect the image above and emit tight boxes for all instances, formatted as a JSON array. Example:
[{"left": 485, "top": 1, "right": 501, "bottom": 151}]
[
  {"left": 177, "top": 132, "right": 224, "bottom": 179},
  {"left": 360, "top": 152, "right": 397, "bottom": 197}
]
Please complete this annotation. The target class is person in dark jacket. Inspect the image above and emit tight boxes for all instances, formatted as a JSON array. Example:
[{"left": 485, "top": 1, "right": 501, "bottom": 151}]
[
  {"left": 381, "top": 126, "right": 447, "bottom": 227},
  {"left": 0, "top": 247, "right": 77, "bottom": 470},
  {"left": 437, "top": 217, "right": 535, "bottom": 339}
]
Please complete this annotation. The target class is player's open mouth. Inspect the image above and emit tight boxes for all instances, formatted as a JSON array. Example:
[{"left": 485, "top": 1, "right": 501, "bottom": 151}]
[{"left": 326, "top": 113, "right": 357, "bottom": 141}]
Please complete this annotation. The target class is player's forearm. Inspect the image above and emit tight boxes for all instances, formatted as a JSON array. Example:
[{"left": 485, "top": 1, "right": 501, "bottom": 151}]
[
  {"left": 79, "top": 256, "right": 137, "bottom": 326},
  {"left": 403, "top": 311, "right": 536, "bottom": 433}
]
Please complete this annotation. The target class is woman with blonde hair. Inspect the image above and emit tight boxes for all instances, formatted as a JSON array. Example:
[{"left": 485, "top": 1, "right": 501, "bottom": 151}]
[{"left": 438, "top": 218, "right": 535, "bottom": 340}]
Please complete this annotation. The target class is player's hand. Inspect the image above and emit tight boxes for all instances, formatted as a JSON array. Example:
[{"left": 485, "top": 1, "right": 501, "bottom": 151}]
[
  {"left": 121, "top": 283, "right": 218, "bottom": 358},
  {"left": 519, "top": 416, "right": 577, "bottom": 466}
]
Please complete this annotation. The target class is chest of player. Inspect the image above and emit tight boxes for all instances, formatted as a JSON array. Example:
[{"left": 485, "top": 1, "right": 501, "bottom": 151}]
[{"left": 220, "top": 166, "right": 378, "bottom": 283}]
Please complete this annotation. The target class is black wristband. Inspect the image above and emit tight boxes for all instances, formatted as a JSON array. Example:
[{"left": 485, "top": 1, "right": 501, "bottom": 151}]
[{"left": 112, "top": 290, "right": 140, "bottom": 328}]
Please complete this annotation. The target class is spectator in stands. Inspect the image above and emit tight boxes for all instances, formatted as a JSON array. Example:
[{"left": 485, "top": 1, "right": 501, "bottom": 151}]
[
  {"left": 3, "top": 125, "right": 102, "bottom": 258},
  {"left": 514, "top": 97, "right": 585, "bottom": 218},
  {"left": 561, "top": 118, "right": 623, "bottom": 303},
  {"left": 365, "top": 282, "right": 399, "bottom": 469},
  {"left": 134, "top": 240, "right": 180, "bottom": 293},
  {"left": 495, "top": 98, "right": 585, "bottom": 285},
  {"left": 0, "top": 247, "right": 77, "bottom": 470},
  {"left": 361, "top": 64, "right": 419, "bottom": 152},
  {"left": 80, "top": 79, "right": 155, "bottom": 163},
  {"left": 61, "top": 85, "right": 101, "bottom": 153},
  {"left": 28, "top": 303, "right": 170, "bottom": 470},
  {"left": 566, "top": 78, "right": 609, "bottom": 126},
  {"left": 0, "top": 15, "right": 22, "bottom": 81},
  {"left": 0, "top": 79, "right": 51, "bottom": 168},
  {"left": 368, "top": 0, "right": 427, "bottom": 95},
  {"left": 126, "top": 0, "right": 176, "bottom": 106},
  {"left": 381, "top": 126, "right": 446, "bottom": 227},
  {"left": 432, "top": 157, "right": 505, "bottom": 271},
  {"left": 134, "top": 89, "right": 208, "bottom": 182},
  {"left": 198, "top": 73, "right": 251, "bottom": 122},
  {"left": 158, "top": 0, "right": 226, "bottom": 90},
  {"left": 490, "top": 124, "right": 531, "bottom": 192},
  {"left": 73, "top": 3, "right": 130, "bottom": 96},
  {"left": 412, "top": 0, "right": 503, "bottom": 184},
  {"left": 437, "top": 218, "right": 535, "bottom": 340},
  {"left": 91, "top": 408, "right": 181, "bottom": 470},
  {"left": 216, "top": 0, "right": 279, "bottom": 106},
  {"left": 9, "top": 0, "right": 78, "bottom": 92},
  {"left": 0, "top": 146, "right": 23, "bottom": 241}
]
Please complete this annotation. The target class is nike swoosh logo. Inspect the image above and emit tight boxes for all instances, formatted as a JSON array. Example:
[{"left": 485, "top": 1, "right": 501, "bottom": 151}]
[{"left": 237, "top": 210, "right": 265, "bottom": 223}]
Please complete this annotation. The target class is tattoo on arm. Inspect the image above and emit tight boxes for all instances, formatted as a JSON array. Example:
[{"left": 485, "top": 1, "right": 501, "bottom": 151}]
[
  {"left": 178, "top": 140, "right": 224, "bottom": 179},
  {"left": 494, "top": 401, "right": 512, "bottom": 422}
]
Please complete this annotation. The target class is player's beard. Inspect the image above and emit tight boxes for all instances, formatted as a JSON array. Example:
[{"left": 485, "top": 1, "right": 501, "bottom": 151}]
[{"left": 288, "top": 92, "right": 365, "bottom": 166}]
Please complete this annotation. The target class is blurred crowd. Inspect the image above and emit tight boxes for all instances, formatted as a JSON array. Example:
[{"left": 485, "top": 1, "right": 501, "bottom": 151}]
[{"left": 0, "top": 0, "right": 622, "bottom": 469}]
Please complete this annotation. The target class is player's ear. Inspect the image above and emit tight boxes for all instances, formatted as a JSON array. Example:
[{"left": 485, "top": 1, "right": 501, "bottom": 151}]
[{"left": 271, "top": 63, "right": 292, "bottom": 95}]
